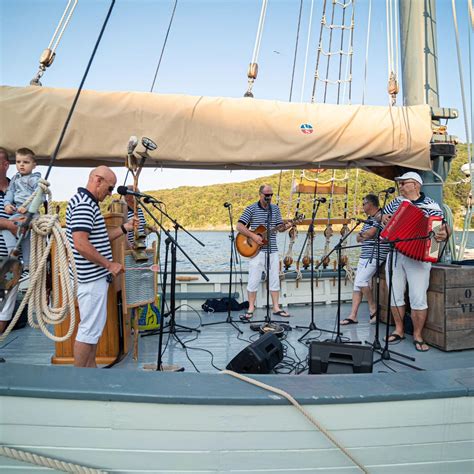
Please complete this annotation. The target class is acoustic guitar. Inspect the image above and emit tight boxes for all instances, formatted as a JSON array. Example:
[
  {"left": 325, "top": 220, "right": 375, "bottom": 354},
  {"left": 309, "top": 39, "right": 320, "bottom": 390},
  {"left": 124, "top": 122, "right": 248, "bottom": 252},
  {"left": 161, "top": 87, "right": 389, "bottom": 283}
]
[{"left": 236, "top": 215, "right": 304, "bottom": 258}]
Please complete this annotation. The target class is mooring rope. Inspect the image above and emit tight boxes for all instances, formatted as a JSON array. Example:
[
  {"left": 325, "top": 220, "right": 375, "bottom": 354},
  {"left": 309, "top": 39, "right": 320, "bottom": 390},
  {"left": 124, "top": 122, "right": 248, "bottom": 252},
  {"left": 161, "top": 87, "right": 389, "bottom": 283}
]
[
  {"left": 221, "top": 370, "right": 368, "bottom": 473},
  {"left": 0, "top": 446, "right": 106, "bottom": 474},
  {"left": 0, "top": 181, "right": 77, "bottom": 343}
]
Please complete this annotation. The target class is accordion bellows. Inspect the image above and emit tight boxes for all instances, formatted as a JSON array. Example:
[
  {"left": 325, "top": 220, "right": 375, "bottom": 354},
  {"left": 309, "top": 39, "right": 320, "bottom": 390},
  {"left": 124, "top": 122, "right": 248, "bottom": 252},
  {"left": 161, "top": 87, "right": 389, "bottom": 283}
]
[{"left": 381, "top": 201, "right": 442, "bottom": 263}]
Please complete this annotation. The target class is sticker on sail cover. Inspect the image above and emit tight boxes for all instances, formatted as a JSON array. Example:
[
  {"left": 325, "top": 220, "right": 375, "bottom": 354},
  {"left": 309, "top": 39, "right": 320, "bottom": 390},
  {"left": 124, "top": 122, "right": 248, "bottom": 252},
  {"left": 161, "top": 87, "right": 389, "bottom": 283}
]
[{"left": 300, "top": 123, "right": 313, "bottom": 134}]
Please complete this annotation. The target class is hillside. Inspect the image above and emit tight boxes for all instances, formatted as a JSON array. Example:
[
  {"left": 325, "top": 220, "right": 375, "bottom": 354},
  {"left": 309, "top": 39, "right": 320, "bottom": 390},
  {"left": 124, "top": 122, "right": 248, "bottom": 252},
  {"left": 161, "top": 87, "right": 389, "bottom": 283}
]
[{"left": 53, "top": 145, "right": 471, "bottom": 230}]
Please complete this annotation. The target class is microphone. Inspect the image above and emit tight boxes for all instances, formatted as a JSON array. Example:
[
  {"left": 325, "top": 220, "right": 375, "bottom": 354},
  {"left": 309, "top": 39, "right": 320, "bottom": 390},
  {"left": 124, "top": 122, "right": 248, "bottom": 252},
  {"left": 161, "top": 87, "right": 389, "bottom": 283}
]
[
  {"left": 127, "top": 136, "right": 138, "bottom": 155},
  {"left": 223, "top": 202, "right": 232, "bottom": 208},
  {"left": 314, "top": 197, "right": 327, "bottom": 203},
  {"left": 117, "top": 186, "right": 162, "bottom": 204},
  {"left": 379, "top": 186, "right": 396, "bottom": 194}
]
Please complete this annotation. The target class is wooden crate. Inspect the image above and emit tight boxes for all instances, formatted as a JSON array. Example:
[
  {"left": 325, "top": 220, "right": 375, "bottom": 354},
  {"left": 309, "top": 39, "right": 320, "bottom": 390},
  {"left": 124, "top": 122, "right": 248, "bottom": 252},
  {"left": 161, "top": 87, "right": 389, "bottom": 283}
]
[{"left": 375, "top": 263, "right": 474, "bottom": 351}]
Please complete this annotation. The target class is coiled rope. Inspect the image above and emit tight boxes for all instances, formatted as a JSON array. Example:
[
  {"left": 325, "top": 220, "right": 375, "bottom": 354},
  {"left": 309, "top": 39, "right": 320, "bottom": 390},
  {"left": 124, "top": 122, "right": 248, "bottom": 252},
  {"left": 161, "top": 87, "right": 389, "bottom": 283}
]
[
  {"left": 0, "top": 446, "right": 106, "bottom": 474},
  {"left": 0, "top": 180, "right": 77, "bottom": 343},
  {"left": 221, "top": 370, "right": 368, "bottom": 473}
]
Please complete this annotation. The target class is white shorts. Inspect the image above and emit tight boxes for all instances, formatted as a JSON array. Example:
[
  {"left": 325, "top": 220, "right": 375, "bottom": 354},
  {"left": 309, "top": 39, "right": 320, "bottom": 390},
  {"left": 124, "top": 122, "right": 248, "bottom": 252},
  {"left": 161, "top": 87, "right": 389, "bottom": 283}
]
[
  {"left": 76, "top": 276, "right": 109, "bottom": 344},
  {"left": 353, "top": 258, "right": 378, "bottom": 292},
  {"left": 0, "top": 285, "right": 19, "bottom": 321},
  {"left": 247, "top": 251, "right": 280, "bottom": 293},
  {"left": 385, "top": 252, "right": 431, "bottom": 310}
]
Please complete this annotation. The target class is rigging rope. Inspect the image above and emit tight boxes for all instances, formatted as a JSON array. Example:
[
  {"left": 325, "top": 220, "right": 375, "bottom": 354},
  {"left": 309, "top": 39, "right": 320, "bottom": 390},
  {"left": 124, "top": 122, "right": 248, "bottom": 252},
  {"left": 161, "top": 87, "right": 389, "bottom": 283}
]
[
  {"left": 30, "top": 0, "right": 78, "bottom": 86},
  {"left": 361, "top": 0, "right": 372, "bottom": 104},
  {"left": 149, "top": 0, "right": 178, "bottom": 93},
  {"left": 244, "top": 0, "right": 268, "bottom": 97},
  {"left": 300, "top": 0, "right": 315, "bottom": 102},
  {"left": 44, "top": 0, "right": 116, "bottom": 181},
  {"left": 386, "top": 0, "right": 399, "bottom": 105},
  {"left": 288, "top": 0, "right": 304, "bottom": 102},
  {"left": 451, "top": 0, "right": 473, "bottom": 259}
]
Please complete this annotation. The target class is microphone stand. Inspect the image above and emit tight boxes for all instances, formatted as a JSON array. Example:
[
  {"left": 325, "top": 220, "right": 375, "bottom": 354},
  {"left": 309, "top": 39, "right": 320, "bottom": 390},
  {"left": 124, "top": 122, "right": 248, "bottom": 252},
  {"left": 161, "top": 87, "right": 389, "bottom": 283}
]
[
  {"left": 365, "top": 191, "right": 392, "bottom": 352},
  {"left": 202, "top": 204, "right": 243, "bottom": 334},
  {"left": 315, "top": 221, "right": 364, "bottom": 344},
  {"left": 296, "top": 199, "right": 338, "bottom": 341},
  {"left": 249, "top": 198, "right": 277, "bottom": 329},
  {"left": 133, "top": 198, "right": 208, "bottom": 371},
  {"left": 372, "top": 234, "right": 428, "bottom": 371}
]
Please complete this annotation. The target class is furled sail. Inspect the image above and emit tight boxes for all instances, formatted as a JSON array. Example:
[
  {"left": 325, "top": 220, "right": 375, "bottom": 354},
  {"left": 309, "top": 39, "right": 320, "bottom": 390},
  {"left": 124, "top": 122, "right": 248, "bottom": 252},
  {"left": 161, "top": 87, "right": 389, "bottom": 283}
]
[{"left": 0, "top": 85, "right": 432, "bottom": 170}]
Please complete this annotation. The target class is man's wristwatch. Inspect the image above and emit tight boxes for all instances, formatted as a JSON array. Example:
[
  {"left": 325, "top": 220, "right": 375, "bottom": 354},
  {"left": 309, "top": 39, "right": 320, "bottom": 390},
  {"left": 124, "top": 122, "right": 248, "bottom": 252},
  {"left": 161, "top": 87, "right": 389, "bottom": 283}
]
[{"left": 120, "top": 224, "right": 127, "bottom": 235}]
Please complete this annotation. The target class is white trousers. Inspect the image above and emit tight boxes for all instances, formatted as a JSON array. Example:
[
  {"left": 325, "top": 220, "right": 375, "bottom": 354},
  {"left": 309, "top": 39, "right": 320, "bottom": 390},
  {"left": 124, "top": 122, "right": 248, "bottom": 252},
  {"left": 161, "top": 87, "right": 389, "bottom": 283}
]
[
  {"left": 247, "top": 251, "right": 280, "bottom": 293},
  {"left": 353, "top": 258, "right": 378, "bottom": 292},
  {"left": 0, "top": 284, "right": 19, "bottom": 321},
  {"left": 76, "top": 276, "right": 109, "bottom": 344},
  {"left": 385, "top": 252, "right": 431, "bottom": 310}
]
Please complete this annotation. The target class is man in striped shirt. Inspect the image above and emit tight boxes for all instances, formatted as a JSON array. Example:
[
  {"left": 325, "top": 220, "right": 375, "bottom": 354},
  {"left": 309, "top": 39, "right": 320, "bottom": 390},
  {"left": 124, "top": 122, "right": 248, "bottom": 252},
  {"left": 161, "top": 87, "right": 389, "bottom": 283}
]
[
  {"left": 382, "top": 172, "right": 449, "bottom": 352},
  {"left": 0, "top": 147, "right": 22, "bottom": 335},
  {"left": 236, "top": 184, "right": 292, "bottom": 319},
  {"left": 341, "top": 194, "right": 389, "bottom": 325},
  {"left": 66, "top": 166, "right": 135, "bottom": 367},
  {"left": 124, "top": 185, "right": 146, "bottom": 249}
]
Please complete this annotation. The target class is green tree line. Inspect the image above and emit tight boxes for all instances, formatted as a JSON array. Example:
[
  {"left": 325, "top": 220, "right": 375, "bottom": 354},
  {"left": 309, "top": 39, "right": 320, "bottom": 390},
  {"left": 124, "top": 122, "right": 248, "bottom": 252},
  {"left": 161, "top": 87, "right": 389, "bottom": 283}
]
[{"left": 52, "top": 145, "right": 472, "bottom": 230}]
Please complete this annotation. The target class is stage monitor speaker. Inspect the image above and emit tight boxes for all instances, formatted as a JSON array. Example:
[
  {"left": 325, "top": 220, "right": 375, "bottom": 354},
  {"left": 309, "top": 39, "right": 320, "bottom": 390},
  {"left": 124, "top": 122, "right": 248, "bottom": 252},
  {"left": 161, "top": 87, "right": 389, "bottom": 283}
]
[
  {"left": 226, "top": 333, "right": 283, "bottom": 374},
  {"left": 309, "top": 341, "right": 373, "bottom": 374}
]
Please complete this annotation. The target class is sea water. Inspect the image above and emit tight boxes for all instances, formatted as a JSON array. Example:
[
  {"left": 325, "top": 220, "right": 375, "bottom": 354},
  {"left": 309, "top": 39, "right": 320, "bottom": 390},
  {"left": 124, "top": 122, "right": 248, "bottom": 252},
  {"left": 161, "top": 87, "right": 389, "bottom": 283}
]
[{"left": 147, "top": 230, "right": 474, "bottom": 272}]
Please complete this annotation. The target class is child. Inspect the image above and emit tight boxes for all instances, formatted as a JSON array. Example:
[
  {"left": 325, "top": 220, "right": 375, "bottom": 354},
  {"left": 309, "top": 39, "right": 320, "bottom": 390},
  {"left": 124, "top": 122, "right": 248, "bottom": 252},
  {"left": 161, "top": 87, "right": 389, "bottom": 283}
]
[{"left": 2, "top": 148, "right": 41, "bottom": 269}]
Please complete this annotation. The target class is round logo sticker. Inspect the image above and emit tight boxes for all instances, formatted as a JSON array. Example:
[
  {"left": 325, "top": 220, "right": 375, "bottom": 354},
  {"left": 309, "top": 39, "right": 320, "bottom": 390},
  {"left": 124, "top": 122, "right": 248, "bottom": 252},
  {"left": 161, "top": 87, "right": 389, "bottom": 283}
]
[{"left": 300, "top": 123, "right": 313, "bottom": 134}]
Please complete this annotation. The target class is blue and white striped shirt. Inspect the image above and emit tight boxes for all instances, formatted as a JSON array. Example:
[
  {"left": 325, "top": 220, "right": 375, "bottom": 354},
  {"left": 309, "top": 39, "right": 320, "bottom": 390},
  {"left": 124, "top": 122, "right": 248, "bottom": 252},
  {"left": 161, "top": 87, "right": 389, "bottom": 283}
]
[
  {"left": 359, "top": 214, "right": 389, "bottom": 261},
  {"left": 127, "top": 206, "right": 146, "bottom": 245},
  {"left": 66, "top": 188, "right": 112, "bottom": 283},
  {"left": 238, "top": 202, "right": 283, "bottom": 253},
  {"left": 383, "top": 194, "right": 444, "bottom": 219},
  {"left": 0, "top": 186, "right": 9, "bottom": 257}
]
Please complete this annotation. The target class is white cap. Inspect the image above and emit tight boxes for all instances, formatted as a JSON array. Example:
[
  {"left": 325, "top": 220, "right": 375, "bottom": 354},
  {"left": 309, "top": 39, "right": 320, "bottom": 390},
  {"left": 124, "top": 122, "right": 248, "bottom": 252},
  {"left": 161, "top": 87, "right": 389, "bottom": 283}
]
[{"left": 394, "top": 171, "right": 423, "bottom": 185}]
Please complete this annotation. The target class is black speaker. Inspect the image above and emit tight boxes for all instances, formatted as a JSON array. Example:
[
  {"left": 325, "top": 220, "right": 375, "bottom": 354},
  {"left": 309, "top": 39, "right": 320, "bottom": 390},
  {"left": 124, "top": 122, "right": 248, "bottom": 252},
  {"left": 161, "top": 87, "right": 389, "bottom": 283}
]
[
  {"left": 226, "top": 333, "right": 283, "bottom": 374},
  {"left": 309, "top": 341, "right": 373, "bottom": 374}
]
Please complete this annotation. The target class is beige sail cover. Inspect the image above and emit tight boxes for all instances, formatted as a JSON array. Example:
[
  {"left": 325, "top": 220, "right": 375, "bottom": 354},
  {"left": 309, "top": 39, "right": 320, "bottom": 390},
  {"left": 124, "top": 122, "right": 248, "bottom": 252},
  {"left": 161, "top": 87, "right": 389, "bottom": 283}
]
[{"left": 0, "top": 85, "right": 432, "bottom": 170}]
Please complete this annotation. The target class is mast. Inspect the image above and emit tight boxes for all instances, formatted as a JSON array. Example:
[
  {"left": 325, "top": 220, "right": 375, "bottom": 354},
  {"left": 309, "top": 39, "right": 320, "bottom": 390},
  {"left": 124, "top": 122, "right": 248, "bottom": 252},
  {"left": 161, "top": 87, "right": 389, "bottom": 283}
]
[{"left": 399, "top": 0, "right": 456, "bottom": 204}]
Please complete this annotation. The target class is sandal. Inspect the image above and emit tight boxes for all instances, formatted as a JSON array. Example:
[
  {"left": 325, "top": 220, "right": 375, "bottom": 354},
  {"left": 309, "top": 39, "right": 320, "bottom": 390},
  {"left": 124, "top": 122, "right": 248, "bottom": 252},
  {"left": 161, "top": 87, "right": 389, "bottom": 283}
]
[
  {"left": 240, "top": 311, "right": 254, "bottom": 321},
  {"left": 385, "top": 333, "right": 405, "bottom": 343},
  {"left": 414, "top": 340, "right": 430, "bottom": 352},
  {"left": 341, "top": 318, "right": 358, "bottom": 325},
  {"left": 272, "top": 310, "right": 290, "bottom": 318}
]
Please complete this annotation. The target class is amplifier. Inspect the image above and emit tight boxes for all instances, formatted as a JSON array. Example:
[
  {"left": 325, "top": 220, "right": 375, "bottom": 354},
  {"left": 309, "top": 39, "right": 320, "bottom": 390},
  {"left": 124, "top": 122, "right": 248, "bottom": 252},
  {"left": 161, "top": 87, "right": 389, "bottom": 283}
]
[{"left": 309, "top": 341, "right": 373, "bottom": 374}]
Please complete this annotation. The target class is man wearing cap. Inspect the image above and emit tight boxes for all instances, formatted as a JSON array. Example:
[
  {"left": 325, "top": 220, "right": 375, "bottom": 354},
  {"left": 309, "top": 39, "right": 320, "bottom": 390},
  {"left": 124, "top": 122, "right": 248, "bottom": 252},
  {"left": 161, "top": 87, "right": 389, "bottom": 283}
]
[{"left": 382, "top": 171, "right": 450, "bottom": 352}]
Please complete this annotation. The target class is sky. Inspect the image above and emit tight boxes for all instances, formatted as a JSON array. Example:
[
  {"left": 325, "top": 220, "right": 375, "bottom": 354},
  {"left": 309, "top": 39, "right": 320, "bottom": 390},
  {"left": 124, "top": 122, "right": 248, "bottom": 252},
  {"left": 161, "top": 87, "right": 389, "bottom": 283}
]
[{"left": 0, "top": 0, "right": 472, "bottom": 200}]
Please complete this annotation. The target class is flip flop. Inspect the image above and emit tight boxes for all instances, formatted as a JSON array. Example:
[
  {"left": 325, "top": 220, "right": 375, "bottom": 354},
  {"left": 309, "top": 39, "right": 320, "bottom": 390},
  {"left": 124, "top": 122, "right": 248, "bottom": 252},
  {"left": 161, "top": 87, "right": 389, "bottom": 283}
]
[
  {"left": 414, "top": 340, "right": 430, "bottom": 352},
  {"left": 341, "top": 318, "right": 358, "bottom": 325},
  {"left": 385, "top": 333, "right": 405, "bottom": 343},
  {"left": 369, "top": 314, "right": 377, "bottom": 324},
  {"left": 240, "top": 311, "right": 254, "bottom": 321},
  {"left": 272, "top": 310, "right": 290, "bottom": 318}
]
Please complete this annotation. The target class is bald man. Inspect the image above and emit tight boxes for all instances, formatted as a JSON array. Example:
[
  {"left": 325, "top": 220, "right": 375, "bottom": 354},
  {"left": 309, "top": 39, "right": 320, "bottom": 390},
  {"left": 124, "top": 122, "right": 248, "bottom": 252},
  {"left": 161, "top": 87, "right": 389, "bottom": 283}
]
[{"left": 66, "top": 166, "right": 135, "bottom": 367}]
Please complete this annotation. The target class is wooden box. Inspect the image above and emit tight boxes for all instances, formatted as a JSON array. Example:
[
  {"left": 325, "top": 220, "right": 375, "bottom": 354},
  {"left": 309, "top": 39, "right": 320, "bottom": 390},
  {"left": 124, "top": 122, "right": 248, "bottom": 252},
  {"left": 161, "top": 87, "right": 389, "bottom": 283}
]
[{"left": 375, "top": 263, "right": 474, "bottom": 351}]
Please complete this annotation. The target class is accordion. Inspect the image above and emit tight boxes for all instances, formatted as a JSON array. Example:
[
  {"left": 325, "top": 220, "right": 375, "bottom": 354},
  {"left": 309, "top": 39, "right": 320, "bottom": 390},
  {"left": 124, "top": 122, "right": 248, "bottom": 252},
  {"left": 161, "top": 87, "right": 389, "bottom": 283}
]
[{"left": 380, "top": 201, "right": 443, "bottom": 263}]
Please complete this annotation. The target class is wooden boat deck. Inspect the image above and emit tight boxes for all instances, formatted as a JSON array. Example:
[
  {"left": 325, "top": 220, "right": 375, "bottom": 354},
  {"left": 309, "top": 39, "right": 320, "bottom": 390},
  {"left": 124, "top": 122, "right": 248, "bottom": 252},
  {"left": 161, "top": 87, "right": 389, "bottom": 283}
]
[{"left": 1, "top": 302, "right": 472, "bottom": 374}]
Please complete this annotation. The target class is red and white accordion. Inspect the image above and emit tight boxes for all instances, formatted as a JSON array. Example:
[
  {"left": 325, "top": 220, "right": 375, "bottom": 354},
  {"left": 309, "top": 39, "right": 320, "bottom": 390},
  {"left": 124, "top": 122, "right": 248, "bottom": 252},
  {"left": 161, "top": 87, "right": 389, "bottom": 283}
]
[{"left": 380, "top": 201, "right": 443, "bottom": 263}]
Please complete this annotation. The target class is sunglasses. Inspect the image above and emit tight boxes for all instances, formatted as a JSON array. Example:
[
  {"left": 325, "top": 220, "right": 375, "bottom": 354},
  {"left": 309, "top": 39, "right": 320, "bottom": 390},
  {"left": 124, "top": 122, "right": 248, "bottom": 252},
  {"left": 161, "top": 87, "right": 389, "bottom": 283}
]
[{"left": 263, "top": 193, "right": 273, "bottom": 197}]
